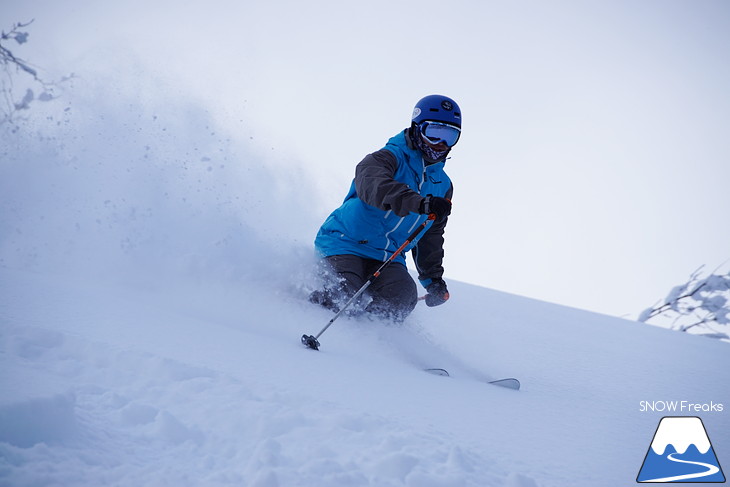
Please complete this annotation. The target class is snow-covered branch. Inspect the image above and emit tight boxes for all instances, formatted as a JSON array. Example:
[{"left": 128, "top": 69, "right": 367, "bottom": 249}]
[
  {"left": 1, "top": 20, "right": 71, "bottom": 125},
  {"left": 638, "top": 264, "right": 730, "bottom": 341}
]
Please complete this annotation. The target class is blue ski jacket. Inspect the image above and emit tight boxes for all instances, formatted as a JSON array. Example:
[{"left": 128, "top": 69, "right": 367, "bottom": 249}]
[{"left": 314, "top": 129, "right": 453, "bottom": 288}]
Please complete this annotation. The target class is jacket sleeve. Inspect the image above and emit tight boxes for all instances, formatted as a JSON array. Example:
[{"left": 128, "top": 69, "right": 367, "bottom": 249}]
[
  {"left": 354, "top": 149, "right": 423, "bottom": 217},
  {"left": 413, "top": 182, "right": 453, "bottom": 286}
]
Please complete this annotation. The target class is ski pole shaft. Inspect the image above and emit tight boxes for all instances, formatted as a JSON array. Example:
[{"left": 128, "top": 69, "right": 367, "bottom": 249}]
[
  {"left": 302, "top": 214, "right": 436, "bottom": 349},
  {"left": 311, "top": 280, "right": 372, "bottom": 340}
]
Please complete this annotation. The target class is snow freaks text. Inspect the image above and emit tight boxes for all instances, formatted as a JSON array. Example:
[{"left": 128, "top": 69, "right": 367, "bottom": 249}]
[{"left": 639, "top": 401, "right": 724, "bottom": 413}]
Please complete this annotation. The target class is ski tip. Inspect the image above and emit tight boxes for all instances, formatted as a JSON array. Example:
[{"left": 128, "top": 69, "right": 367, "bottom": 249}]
[
  {"left": 301, "top": 334, "right": 320, "bottom": 350},
  {"left": 424, "top": 368, "right": 450, "bottom": 377},
  {"left": 489, "top": 378, "right": 520, "bottom": 390}
]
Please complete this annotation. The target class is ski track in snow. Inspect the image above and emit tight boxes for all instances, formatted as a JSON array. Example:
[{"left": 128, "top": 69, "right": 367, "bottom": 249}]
[
  {"left": 1, "top": 329, "right": 468, "bottom": 486},
  {"left": 0, "top": 272, "right": 519, "bottom": 487},
  {"left": 1, "top": 326, "right": 490, "bottom": 487}
]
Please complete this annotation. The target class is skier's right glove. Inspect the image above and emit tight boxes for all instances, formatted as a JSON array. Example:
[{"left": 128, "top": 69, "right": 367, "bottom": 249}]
[
  {"left": 419, "top": 196, "right": 451, "bottom": 220},
  {"left": 425, "top": 278, "right": 450, "bottom": 307}
]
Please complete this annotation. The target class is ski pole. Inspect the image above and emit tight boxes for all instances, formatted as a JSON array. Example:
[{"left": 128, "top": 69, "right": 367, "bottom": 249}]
[{"left": 301, "top": 214, "right": 437, "bottom": 350}]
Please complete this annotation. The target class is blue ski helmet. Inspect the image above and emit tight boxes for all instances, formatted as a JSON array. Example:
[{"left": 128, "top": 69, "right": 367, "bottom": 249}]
[{"left": 411, "top": 95, "right": 461, "bottom": 128}]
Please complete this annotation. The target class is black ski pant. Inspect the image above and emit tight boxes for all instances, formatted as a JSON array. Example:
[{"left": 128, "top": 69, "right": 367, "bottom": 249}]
[{"left": 311, "top": 254, "right": 418, "bottom": 322}]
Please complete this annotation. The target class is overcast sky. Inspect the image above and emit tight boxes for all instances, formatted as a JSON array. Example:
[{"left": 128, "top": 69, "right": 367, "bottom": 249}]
[{"left": 5, "top": 0, "right": 730, "bottom": 318}]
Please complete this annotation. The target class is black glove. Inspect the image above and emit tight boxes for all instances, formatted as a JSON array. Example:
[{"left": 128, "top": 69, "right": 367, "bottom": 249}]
[
  {"left": 425, "top": 278, "right": 450, "bottom": 307},
  {"left": 419, "top": 196, "right": 451, "bottom": 220}
]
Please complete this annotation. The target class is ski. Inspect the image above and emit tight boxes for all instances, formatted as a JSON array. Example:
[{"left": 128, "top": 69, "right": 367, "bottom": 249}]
[
  {"left": 424, "top": 368, "right": 520, "bottom": 390},
  {"left": 488, "top": 378, "right": 521, "bottom": 390},
  {"left": 424, "top": 368, "right": 450, "bottom": 377}
]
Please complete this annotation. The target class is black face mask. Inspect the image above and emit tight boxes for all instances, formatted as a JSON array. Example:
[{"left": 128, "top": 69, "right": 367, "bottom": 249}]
[{"left": 409, "top": 124, "right": 450, "bottom": 164}]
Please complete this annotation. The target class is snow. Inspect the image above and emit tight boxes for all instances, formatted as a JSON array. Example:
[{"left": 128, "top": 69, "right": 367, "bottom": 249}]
[
  {"left": 650, "top": 418, "right": 711, "bottom": 455},
  {"left": 2, "top": 73, "right": 730, "bottom": 487}
]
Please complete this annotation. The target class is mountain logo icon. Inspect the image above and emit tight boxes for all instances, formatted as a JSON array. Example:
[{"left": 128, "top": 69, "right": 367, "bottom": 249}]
[{"left": 637, "top": 416, "right": 726, "bottom": 483}]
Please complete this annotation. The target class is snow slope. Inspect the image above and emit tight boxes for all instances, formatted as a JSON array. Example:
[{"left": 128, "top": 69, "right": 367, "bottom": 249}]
[{"left": 2, "top": 79, "right": 729, "bottom": 487}]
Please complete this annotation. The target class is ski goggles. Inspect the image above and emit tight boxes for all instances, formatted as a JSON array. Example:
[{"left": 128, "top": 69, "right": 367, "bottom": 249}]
[{"left": 419, "top": 121, "right": 461, "bottom": 147}]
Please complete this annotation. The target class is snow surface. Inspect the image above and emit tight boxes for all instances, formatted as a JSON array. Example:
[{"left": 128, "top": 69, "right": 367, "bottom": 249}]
[{"left": 2, "top": 75, "right": 729, "bottom": 487}]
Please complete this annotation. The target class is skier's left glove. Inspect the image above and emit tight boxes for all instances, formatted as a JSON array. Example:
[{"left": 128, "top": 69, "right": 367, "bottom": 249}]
[{"left": 425, "top": 278, "right": 450, "bottom": 307}]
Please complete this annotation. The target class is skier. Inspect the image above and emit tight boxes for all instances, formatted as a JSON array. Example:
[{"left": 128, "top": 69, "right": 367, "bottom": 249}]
[{"left": 309, "top": 94, "right": 461, "bottom": 322}]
